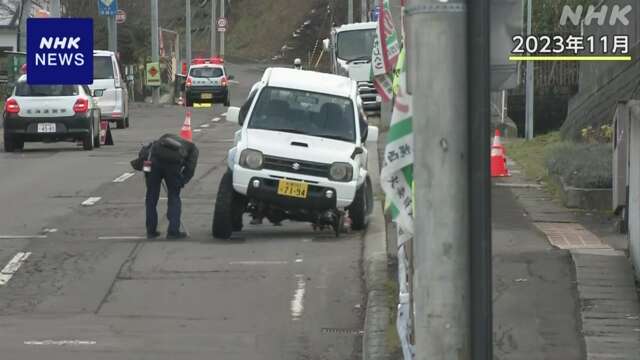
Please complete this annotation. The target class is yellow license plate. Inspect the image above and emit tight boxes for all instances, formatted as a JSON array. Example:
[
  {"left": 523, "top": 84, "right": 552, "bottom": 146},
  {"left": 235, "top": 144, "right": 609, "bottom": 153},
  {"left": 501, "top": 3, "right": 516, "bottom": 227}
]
[
  {"left": 200, "top": 93, "right": 213, "bottom": 99},
  {"left": 277, "top": 179, "right": 309, "bottom": 198}
]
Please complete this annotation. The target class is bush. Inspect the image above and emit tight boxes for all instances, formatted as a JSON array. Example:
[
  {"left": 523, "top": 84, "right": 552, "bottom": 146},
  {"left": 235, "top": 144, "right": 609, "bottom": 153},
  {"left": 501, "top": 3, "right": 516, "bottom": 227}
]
[{"left": 545, "top": 142, "right": 612, "bottom": 189}]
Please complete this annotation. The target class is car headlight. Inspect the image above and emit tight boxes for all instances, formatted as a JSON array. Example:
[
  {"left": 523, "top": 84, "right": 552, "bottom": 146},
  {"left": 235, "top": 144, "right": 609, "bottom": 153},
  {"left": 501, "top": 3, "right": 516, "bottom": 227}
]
[
  {"left": 329, "top": 162, "right": 353, "bottom": 182},
  {"left": 239, "top": 149, "right": 263, "bottom": 170}
]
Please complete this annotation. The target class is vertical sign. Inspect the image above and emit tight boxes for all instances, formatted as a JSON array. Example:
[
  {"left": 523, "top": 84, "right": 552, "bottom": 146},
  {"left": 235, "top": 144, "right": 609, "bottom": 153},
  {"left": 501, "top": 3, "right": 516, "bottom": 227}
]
[{"left": 97, "top": 0, "right": 118, "bottom": 16}]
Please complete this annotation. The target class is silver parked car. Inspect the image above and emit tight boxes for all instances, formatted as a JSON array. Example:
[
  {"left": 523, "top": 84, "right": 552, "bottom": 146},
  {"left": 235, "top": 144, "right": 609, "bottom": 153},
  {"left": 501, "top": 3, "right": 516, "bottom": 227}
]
[{"left": 89, "top": 50, "right": 130, "bottom": 129}]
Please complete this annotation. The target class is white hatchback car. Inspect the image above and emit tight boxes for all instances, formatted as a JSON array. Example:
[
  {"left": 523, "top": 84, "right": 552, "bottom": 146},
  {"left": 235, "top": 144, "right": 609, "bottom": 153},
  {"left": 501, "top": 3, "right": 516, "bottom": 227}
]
[
  {"left": 90, "top": 50, "right": 129, "bottom": 128},
  {"left": 212, "top": 67, "right": 378, "bottom": 239}
]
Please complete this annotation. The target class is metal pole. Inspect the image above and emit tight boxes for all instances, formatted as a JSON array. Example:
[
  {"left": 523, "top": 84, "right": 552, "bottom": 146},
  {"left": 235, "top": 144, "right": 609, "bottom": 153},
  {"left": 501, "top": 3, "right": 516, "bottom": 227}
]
[
  {"left": 211, "top": 0, "right": 217, "bottom": 56},
  {"left": 501, "top": 89, "right": 506, "bottom": 124},
  {"left": 220, "top": 0, "right": 225, "bottom": 57},
  {"left": 107, "top": 15, "right": 117, "bottom": 53},
  {"left": 186, "top": 0, "right": 192, "bottom": 65},
  {"left": 51, "top": 0, "right": 61, "bottom": 17},
  {"left": 525, "top": 0, "right": 534, "bottom": 139},
  {"left": 348, "top": 0, "right": 354, "bottom": 23},
  {"left": 406, "top": 0, "right": 470, "bottom": 358},
  {"left": 151, "top": 0, "right": 160, "bottom": 104},
  {"left": 468, "top": 0, "right": 492, "bottom": 358},
  {"left": 361, "top": 0, "right": 367, "bottom": 21}
]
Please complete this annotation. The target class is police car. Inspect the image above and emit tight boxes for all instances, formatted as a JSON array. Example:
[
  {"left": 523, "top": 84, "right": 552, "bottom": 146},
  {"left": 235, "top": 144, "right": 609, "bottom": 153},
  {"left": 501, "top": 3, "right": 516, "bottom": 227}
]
[
  {"left": 185, "top": 57, "right": 233, "bottom": 107},
  {"left": 3, "top": 75, "right": 102, "bottom": 152},
  {"left": 212, "top": 67, "right": 379, "bottom": 239}
]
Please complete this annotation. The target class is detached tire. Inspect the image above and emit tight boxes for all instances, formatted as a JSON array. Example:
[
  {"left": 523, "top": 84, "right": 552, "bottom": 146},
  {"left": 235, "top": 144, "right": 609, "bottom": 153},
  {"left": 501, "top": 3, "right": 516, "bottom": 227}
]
[
  {"left": 213, "top": 171, "right": 244, "bottom": 239},
  {"left": 349, "top": 177, "right": 372, "bottom": 231}
]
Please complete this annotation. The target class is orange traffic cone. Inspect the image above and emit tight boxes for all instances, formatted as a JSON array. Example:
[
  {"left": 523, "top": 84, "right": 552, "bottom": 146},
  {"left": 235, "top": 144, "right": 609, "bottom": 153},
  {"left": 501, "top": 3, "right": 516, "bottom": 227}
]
[
  {"left": 99, "top": 120, "right": 114, "bottom": 146},
  {"left": 180, "top": 110, "right": 193, "bottom": 142},
  {"left": 491, "top": 129, "right": 510, "bottom": 177}
]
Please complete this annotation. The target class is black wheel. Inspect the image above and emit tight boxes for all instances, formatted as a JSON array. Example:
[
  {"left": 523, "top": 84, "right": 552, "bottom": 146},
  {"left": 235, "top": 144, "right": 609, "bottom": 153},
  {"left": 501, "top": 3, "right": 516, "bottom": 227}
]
[
  {"left": 185, "top": 96, "right": 193, "bottom": 107},
  {"left": 213, "top": 171, "right": 243, "bottom": 239},
  {"left": 83, "top": 122, "right": 95, "bottom": 151},
  {"left": 3, "top": 134, "right": 22, "bottom": 152},
  {"left": 349, "top": 177, "right": 372, "bottom": 230},
  {"left": 115, "top": 119, "right": 125, "bottom": 129},
  {"left": 224, "top": 96, "right": 230, "bottom": 107},
  {"left": 124, "top": 116, "right": 130, "bottom": 128}
]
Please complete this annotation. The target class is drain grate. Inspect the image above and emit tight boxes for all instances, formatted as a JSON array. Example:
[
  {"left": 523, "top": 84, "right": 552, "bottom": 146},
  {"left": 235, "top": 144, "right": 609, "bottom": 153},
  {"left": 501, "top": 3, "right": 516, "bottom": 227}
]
[
  {"left": 321, "top": 328, "right": 364, "bottom": 336},
  {"left": 534, "top": 222, "right": 609, "bottom": 250}
]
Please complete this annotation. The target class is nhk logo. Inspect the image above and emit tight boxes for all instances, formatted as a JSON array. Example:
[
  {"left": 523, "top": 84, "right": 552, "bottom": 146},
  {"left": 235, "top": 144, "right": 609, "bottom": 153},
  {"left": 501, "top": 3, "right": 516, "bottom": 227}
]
[
  {"left": 560, "top": 4, "right": 632, "bottom": 26},
  {"left": 27, "top": 18, "right": 93, "bottom": 85}
]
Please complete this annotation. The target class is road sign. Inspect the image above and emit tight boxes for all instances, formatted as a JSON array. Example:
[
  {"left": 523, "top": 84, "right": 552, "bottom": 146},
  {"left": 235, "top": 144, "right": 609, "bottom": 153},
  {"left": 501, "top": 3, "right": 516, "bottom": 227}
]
[
  {"left": 217, "top": 17, "right": 227, "bottom": 32},
  {"left": 27, "top": 18, "right": 94, "bottom": 85},
  {"left": 146, "top": 62, "right": 161, "bottom": 86},
  {"left": 98, "top": 0, "right": 118, "bottom": 16},
  {"left": 115, "top": 9, "right": 126, "bottom": 24}
]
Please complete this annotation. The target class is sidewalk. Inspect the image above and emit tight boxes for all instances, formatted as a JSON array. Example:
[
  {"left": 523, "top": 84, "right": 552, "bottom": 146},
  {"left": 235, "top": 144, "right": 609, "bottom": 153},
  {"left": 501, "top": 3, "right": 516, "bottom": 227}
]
[{"left": 495, "top": 160, "right": 640, "bottom": 359}]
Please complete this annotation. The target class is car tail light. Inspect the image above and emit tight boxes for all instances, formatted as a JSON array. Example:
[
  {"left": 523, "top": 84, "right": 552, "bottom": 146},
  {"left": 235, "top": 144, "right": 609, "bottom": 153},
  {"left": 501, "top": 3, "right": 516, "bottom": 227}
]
[
  {"left": 73, "top": 97, "right": 89, "bottom": 113},
  {"left": 221, "top": 76, "right": 228, "bottom": 87},
  {"left": 4, "top": 98, "right": 20, "bottom": 113},
  {"left": 186, "top": 77, "right": 193, "bottom": 87}
]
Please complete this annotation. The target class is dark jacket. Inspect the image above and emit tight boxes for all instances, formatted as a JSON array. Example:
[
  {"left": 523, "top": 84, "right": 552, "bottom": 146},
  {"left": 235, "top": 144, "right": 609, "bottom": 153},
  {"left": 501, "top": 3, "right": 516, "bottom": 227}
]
[{"left": 151, "top": 134, "right": 199, "bottom": 185}]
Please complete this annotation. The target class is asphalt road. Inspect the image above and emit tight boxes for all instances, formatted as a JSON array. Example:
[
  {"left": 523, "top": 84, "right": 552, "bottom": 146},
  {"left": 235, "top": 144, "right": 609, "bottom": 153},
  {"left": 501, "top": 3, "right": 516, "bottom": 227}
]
[{"left": 0, "top": 62, "right": 364, "bottom": 359}]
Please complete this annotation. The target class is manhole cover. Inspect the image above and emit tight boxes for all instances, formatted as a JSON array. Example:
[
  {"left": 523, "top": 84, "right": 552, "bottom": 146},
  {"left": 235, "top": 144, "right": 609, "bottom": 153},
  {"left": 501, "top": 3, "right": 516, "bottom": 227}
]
[{"left": 534, "top": 222, "right": 609, "bottom": 249}]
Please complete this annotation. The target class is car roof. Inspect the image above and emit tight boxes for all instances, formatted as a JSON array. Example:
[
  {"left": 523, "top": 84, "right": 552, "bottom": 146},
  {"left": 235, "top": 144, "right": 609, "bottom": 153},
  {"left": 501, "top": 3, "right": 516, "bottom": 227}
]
[
  {"left": 264, "top": 67, "right": 356, "bottom": 98},
  {"left": 334, "top": 22, "right": 377, "bottom": 32},
  {"left": 189, "top": 64, "right": 224, "bottom": 69}
]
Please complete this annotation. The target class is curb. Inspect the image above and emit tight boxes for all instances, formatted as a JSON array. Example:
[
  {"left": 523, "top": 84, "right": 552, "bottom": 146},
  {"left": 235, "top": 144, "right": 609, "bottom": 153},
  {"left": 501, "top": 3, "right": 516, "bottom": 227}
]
[{"left": 363, "top": 141, "right": 390, "bottom": 360}]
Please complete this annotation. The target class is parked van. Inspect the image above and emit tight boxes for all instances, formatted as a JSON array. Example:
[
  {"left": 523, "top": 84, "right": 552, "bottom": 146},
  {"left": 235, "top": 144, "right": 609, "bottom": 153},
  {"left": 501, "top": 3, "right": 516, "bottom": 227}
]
[{"left": 90, "top": 50, "right": 130, "bottom": 128}]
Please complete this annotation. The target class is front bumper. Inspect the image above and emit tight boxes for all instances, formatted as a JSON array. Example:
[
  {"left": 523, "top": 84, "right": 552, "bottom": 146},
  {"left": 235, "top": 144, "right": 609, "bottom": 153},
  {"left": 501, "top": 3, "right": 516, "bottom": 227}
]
[
  {"left": 3, "top": 113, "right": 92, "bottom": 141},
  {"left": 186, "top": 86, "right": 228, "bottom": 103},
  {"left": 233, "top": 165, "right": 357, "bottom": 209}
]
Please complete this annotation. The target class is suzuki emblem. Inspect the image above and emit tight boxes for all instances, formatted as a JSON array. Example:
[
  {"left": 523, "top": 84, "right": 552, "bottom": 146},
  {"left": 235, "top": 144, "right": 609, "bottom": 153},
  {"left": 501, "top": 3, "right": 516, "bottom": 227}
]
[{"left": 292, "top": 162, "right": 301, "bottom": 171}]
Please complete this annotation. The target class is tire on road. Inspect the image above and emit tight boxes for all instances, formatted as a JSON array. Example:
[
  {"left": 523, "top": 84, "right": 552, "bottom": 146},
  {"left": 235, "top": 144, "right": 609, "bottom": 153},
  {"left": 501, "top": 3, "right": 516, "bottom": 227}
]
[
  {"left": 83, "top": 122, "right": 95, "bottom": 151},
  {"left": 349, "top": 176, "right": 372, "bottom": 231},
  {"left": 124, "top": 116, "right": 130, "bottom": 128},
  {"left": 115, "top": 118, "right": 125, "bottom": 129},
  {"left": 3, "top": 134, "right": 23, "bottom": 152},
  {"left": 213, "top": 171, "right": 243, "bottom": 239},
  {"left": 224, "top": 96, "right": 231, "bottom": 107}
]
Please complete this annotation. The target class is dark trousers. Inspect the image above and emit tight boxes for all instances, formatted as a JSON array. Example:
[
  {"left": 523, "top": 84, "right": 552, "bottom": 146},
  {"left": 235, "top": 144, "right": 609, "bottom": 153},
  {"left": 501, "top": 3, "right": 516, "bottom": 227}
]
[{"left": 145, "top": 165, "right": 183, "bottom": 235}]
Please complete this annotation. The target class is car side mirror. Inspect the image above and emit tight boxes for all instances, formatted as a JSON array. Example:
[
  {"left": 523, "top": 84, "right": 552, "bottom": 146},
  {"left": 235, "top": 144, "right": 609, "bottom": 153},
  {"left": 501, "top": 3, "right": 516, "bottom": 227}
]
[
  {"left": 351, "top": 147, "right": 364, "bottom": 160},
  {"left": 92, "top": 89, "right": 105, "bottom": 97},
  {"left": 226, "top": 106, "right": 241, "bottom": 125},
  {"left": 323, "top": 38, "right": 330, "bottom": 50},
  {"left": 366, "top": 125, "right": 379, "bottom": 144},
  {"left": 228, "top": 75, "right": 235, "bottom": 80}
]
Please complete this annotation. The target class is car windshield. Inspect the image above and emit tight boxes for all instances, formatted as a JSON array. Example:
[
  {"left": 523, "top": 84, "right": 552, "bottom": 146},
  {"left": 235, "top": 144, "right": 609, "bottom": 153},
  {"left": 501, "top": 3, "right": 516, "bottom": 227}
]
[
  {"left": 337, "top": 29, "right": 376, "bottom": 62},
  {"left": 15, "top": 83, "right": 78, "bottom": 97},
  {"left": 190, "top": 67, "right": 223, "bottom": 78},
  {"left": 248, "top": 87, "right": 356, "bottom": 143},
  {"left": 94, "top": 56, "right": 114, "bottom": 79}
]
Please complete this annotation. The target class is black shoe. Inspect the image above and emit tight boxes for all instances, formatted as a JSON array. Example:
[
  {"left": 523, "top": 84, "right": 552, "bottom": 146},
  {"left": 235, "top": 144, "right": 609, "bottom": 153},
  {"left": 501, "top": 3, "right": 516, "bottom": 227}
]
[
  {"left": 166, "top": 232, "right": 188, "bottom": 240},
  {"left": 147, "top": 231, "right": 161, "bottom": 239}
]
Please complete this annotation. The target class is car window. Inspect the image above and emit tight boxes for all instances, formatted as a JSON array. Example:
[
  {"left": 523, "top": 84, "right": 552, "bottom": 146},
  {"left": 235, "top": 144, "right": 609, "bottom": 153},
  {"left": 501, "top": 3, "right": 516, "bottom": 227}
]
[
  {"left": 239, "top": 84, "right": 260, "bottom": 124},
  {"left": 15, "top": 83, "right": 79, "bottom": 97},
  {"left": 82, "top": 85, "right": 92, "bottom": 96},
  {"left": 248, "top": 87, "right": 356, "bottom": 143},
  {"left": 190, "top": 67, "right": 224, "bottom": 78},
  {"left": 94, "top": 56, "right": 114, "bottom": 80}
]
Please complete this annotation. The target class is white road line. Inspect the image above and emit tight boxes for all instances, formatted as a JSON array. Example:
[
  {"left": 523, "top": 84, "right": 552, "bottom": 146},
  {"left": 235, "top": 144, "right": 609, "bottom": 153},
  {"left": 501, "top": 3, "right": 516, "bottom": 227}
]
[
  {"left": 221, "top": 112, "right": 228, "bottom": 116},
  {"left": 295, "top": 258, "right": 303, "bottom": 263},
  {"left": 0, "top": 235, "right": 47, "bottom": 240},
  {"left": 43, "top": 228, "right": 58, "bottom": 233},
  {"left": 229, "top": 260, "right": 288, "bottom": 265},
  {"left": 98, "top": 236, "right": 145, "bottom": 240},
  {"left": 113, "top": 172, "right": 135, "bottom": 183},
  {"left": 193, "top": 129, "right": 202, "bottom": 133},
  {"left": 0, "top": 252, "right": 32, "bottom": 286},
  {"left": 24, "top": 340, "right": 97, "bottom": 346},
  {"left": 201, "top": 123, "right": 210, "bottom": 128},
  {"left": 212, "top": 117, "right": 221, "bottom": 122},
  {"left": 81, "top": 197, "right": 102, "bottom": 206},
  {"left": 229, "top": 80, "right": 240, "bottom": 84},
  {"left": 290, "top": 274, "right": 306, "bottom": 320}
]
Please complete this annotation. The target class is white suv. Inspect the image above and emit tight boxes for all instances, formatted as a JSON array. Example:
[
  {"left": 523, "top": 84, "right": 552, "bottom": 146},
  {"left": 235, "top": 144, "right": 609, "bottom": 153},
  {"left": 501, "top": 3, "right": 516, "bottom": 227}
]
[{"left": 212, "top": 67, "right": 378, "bottom": 239}]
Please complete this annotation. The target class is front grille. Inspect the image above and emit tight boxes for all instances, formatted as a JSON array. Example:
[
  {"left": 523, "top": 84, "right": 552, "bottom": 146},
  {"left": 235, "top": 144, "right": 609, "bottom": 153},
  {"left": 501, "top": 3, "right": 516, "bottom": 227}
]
[{"left": 263, "top": 155, "right": 330, "bottom": 178}]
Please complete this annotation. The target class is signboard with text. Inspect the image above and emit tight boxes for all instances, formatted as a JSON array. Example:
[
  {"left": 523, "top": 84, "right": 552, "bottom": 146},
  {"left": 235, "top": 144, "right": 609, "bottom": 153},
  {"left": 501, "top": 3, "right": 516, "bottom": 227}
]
[
  {"left": 98, "top": 0, "right": 118, "bottom": 16},
  {"left": 26, "top": 18, "right": 94, "bottom": 85}
]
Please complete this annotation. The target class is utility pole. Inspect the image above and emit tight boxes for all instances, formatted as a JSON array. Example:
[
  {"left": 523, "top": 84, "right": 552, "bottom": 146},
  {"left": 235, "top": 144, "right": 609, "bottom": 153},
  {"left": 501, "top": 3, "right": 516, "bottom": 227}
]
[
  {"left": 51, "top": 0, "right": 61, "bottom": 17},
  {"left": 525, "top": 0, "right": 534, "bottom": 139},
  {"left": 107, "top": 15, "right": 117, "bottom": 52},
  {"left": 406, "top": 0, "right": 471, "bottom": 358},
  {"left": 211, "top": 0, "right": 217, "bottom": 56},
  {"left": 361, "top": 0, "right": 368, "bottom": 21},
  {"left": 186, "top": 0, "right": 192, "bottom": 65},
  {"left": 151, "top": 0, "right": 160, "bottom": 104},
  {"left": 19, "top": 0, "right": 31, "bottom": 51},
  {"left": 348, "top": 0, "right": 354, "bottom": 23},
  {"left": 219, "top": 0, "right": 225, "bottom": 57}
]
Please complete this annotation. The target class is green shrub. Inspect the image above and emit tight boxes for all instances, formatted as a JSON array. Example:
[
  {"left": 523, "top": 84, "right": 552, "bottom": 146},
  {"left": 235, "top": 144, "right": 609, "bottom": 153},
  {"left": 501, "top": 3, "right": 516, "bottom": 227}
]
[{"left": 545, "top": 142, "right": 612, "bottom": 189}]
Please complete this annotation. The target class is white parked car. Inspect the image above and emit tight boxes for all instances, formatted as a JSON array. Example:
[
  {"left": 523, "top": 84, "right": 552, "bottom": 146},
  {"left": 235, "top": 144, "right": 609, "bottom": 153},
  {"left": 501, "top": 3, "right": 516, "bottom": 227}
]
[
  {"left": 212, "top": 67, "right": 378, "bottom": 239},
  {"left": 90, "top": 50, "right": 129, "bottom": 128},
  {"left": 3, "top": 75, "right": 103, "bottom": 152}
]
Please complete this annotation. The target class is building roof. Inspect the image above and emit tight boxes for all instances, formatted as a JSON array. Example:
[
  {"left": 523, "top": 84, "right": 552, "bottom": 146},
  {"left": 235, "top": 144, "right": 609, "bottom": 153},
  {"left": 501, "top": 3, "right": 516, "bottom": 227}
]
[{"left": 264, "top": 67, "right": 356, "bottom": 98}]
